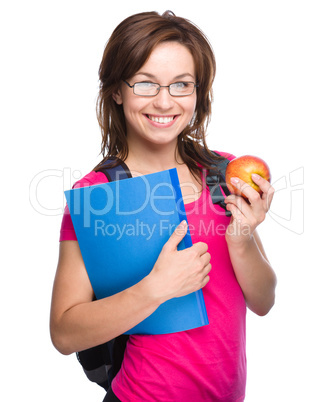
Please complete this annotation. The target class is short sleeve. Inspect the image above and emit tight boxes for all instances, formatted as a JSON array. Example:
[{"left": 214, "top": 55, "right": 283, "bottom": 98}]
[{"left": 59, "top": 204, "right": 77, "bottom": 241}]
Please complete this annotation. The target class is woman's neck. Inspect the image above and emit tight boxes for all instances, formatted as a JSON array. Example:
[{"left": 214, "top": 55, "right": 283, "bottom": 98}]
[
  {"left": 124, "top": 140, "right": 184, "bottom": 176},
  {"left": 123, "top": 138, "right": 203, "bottom": 201}
]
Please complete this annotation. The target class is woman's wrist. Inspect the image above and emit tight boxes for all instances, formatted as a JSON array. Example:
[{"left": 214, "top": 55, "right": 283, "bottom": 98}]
[
  {"left": 134, "top": 272, "right": 166, "bottom": 307},
  {"left": 225, "top": 230, "right": 255, "bottom": 252}
]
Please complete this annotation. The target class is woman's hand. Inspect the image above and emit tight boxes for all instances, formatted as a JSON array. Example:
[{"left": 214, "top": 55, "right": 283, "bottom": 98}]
[
  {"left": 224, "top": 174, "right": 275, "bottom": 244},
  {"left": 146, "top": 221, "right": 211, "bottom": 303}
]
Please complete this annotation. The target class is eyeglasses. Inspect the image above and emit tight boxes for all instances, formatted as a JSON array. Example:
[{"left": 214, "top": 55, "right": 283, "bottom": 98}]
[{"left": 123, "top": 80, "right": 198, "bottom": 97}]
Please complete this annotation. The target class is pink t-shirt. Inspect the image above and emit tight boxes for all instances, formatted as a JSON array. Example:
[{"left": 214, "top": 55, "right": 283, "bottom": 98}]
[{"left": 60, "top": 153, "right": 247, "bottom": 401}]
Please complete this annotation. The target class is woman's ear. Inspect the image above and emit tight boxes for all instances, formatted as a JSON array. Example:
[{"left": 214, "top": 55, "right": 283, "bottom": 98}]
[{"left": 112, "top": 89, "right": 123, "bottom": 105}]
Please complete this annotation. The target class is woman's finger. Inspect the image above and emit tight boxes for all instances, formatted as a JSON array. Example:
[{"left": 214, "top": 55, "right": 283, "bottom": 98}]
[
  {"left": 229, "top": 177, "right": 261, "bottom": 203},
  {"left": 251, "top": 174, "right": 275, "bottom": 210},
  {"left": 225, "top": 193, "right": 251, "bottom": 218}
]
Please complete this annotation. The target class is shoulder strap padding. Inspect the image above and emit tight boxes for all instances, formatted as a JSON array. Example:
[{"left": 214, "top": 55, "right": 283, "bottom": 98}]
[
  {"left": 98, "top": 157, "right": 132, "bottom": 182},
  {"left": 206, "top": 152, "right": 231, "bottom": 216}
]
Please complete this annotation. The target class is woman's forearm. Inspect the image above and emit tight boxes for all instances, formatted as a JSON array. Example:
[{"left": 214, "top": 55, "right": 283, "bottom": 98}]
[
  {"left": 50, "top": 221, "right": 211, "bottom": 355},
  {"left": 50, "top": 278, "right": 161, "bottom": 356},
  {"left": 226, "top": 232, "right": 277, "bottom": 316}
]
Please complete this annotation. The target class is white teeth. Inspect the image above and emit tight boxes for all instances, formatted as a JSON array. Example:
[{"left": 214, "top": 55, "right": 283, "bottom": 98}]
[{"left": 148, "top": 115, "right": 174, "bottom": 124}]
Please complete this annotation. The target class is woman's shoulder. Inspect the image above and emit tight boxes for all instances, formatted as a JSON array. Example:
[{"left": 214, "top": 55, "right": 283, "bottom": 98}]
[
  {"left": 212, "top": 150, "right": 236, "bottom": 161},
  {"left": 72, "top": 170, "right": 109, "bottom": 189}
]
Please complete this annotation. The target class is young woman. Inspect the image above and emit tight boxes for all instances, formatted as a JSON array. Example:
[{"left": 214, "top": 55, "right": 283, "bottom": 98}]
[{"left": 50, "top": 11, "right": 277, "bottom": 402}]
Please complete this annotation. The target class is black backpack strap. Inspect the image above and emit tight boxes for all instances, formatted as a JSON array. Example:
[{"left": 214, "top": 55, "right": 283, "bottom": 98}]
[
  {"left": 76, "top": 343, "right": 112, "bottom": 391},
  {"left": 97, "top": 157, "right": 132, "bottom": 181},
  {"left": 109, "top": 334, "right": 130, "bottom": 379},
  {"left": 206, "top": 152, "right": 232, "bottom": 217}
]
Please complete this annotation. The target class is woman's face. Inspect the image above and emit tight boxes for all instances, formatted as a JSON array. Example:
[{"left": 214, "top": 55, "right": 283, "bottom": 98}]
[{"left": 113, "top": 41, "right": 197, "bottom": 150}]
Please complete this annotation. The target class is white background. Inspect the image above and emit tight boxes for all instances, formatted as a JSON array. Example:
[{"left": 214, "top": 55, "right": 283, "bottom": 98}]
[{"left": 1, "top": 1, "right": 332, "bottom": 401}]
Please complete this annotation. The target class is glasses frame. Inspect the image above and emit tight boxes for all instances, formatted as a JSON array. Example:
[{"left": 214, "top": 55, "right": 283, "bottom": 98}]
[{"left": 122, "top": 80, "right": 198, "bottom": 97}]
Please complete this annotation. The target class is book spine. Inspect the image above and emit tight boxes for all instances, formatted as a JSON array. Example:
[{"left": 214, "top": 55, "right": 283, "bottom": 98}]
[
  {"left": 168, "top": 168, "right": 192, "bottom": 247},
  {"left": 168, "top": 169, "right": 209, "bottom": 326}
]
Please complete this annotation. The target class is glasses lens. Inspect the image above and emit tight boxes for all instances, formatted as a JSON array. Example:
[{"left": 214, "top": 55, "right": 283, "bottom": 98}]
[
  {"left": 169, "top": 82, "right": 195, "bottom": 96},
  {"left": 134, "top": 82, "right": 159, "bottom": 96}
]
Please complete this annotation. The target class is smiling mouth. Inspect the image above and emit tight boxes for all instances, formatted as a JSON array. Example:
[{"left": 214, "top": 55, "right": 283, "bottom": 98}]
[{"left": 146, "top": 115, "right": 176, "bottom": 124}]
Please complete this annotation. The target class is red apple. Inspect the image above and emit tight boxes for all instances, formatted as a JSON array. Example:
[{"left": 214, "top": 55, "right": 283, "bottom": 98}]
[{"left": 225, "top": 155, "right": 271, "bottom": 198}]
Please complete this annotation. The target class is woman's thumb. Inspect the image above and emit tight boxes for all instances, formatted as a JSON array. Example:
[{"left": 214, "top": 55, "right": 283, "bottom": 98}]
[{"left": 164, "top": 220, "right": 188, "bottom": 250}]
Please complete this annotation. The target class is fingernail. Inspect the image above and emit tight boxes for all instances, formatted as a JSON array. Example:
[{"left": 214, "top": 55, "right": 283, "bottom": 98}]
[
  {"left": 252, "top": 173, "right": 261, "bottom": 180},
  {"left": 230, "top": 177, "right": 239, "bottom": 184}
]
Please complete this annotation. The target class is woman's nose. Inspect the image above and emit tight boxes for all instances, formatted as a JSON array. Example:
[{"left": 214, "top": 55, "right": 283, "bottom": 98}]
[{"left": 152, "top": 87, "right": 175, "bottom": 110}]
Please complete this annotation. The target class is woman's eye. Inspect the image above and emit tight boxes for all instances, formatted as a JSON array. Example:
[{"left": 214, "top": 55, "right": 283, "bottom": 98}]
[
  {"left": 137, "top": 82, "right": 155, "bottom": 88},
  {"left": 174, "top": 82, "right": 188, "bottom": 88}
]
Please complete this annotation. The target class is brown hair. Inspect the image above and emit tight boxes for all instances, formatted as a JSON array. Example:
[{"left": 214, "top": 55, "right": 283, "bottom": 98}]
[{"left": 95, "top": 10, "right": 223, "bottom": 176}]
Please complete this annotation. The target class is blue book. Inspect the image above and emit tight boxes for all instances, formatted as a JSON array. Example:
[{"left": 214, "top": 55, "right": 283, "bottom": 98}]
[{"left": 65, "top": 168, "right": 209, "bottom": 335}]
